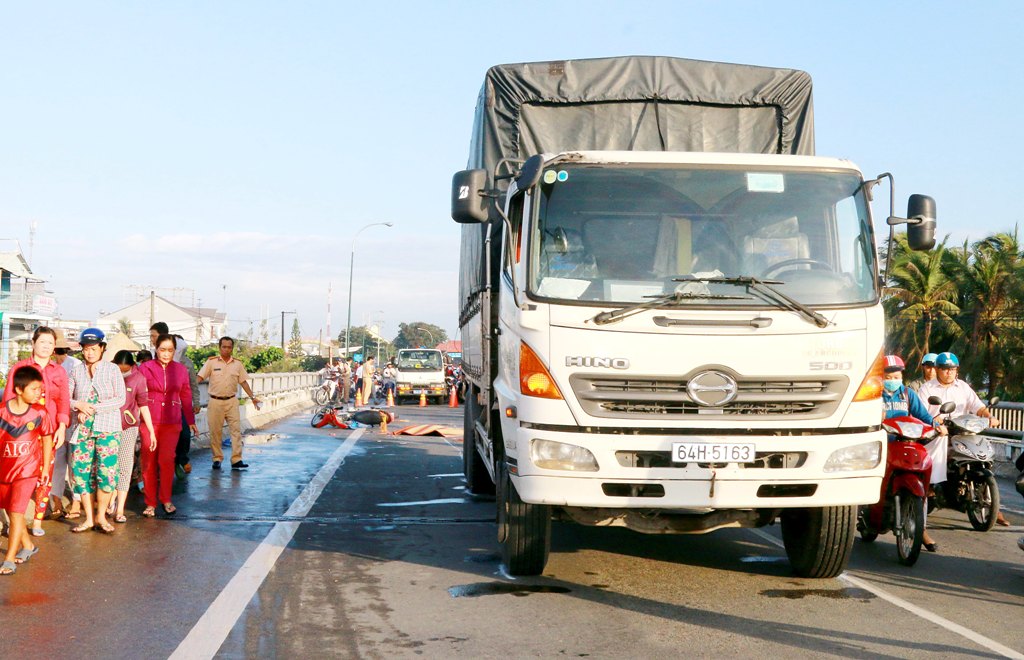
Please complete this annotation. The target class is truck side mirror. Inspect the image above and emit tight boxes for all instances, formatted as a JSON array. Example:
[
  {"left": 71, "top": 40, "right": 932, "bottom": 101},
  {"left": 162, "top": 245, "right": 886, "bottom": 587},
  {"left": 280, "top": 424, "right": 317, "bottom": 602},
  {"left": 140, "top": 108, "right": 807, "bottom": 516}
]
[
  {"left": 515, "top": 154, "right": 545, "bottom": 191},
  {"left": 451, "top": 169, "right": 489, "bottom": 224},
  {"left": 906, "top": 194, "right": 936, "bottom": 251}
]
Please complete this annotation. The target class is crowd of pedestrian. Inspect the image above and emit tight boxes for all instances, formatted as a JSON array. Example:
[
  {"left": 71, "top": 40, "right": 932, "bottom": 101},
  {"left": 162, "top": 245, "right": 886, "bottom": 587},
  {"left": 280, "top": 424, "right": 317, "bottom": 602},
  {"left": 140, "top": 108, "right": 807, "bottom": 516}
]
[{"left": 0, "top": 323, "right": 260, "bottom": 577}]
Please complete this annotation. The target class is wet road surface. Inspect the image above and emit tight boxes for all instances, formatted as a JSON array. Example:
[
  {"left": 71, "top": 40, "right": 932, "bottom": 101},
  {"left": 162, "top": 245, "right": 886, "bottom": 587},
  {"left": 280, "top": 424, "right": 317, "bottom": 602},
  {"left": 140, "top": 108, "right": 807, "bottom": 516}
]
[{"left": 2, "top": 403, "right": 1023, "bottom": 658}]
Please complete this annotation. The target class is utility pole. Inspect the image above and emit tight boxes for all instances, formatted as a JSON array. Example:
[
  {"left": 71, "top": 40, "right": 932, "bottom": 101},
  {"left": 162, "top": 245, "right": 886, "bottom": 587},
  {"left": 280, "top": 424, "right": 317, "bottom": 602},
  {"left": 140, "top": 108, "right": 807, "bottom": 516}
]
[
  {"left": 280, "top": 310, "right": 296, "bottom": 351},
  {"left": 149, "top": 290, "right": 155, "bottom": 329}
]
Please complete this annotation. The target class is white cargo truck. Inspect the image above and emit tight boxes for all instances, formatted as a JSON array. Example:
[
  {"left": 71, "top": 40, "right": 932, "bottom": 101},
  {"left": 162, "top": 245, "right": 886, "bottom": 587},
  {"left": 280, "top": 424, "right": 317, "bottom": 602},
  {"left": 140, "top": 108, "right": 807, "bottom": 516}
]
[
  {"left": 395, "top": 348, "right": 447, "bottom": 404},
  {"left": 452, "top": 57, "right": 937, "bottom": 577}
]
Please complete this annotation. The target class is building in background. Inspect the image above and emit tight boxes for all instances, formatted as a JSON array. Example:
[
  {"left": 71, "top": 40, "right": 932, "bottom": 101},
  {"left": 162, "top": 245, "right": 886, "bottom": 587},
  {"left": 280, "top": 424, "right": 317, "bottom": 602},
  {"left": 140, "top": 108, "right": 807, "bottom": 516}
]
[
  {"left": 0, "top": 239, "right": 56, "bottom": 372},
  {"left": 95, "top": 294, "right": 226, "bottom": 348}
]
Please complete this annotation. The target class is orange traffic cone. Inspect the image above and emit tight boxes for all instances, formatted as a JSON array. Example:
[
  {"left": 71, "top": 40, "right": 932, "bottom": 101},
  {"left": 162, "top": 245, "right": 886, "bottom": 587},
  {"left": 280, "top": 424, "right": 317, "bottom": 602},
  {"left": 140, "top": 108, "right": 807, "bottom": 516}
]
[
  {"left": 449, "top": 385, "right": 459, "bottom": 408},
  {"left": 386, "top": 390, "right": 394, "bottom": 407},
  {"left": 380, "top": 413, "right": 388, "bottom": 434},
  {"left": 355, "top": 389, "right": 363, "bottom": 407},
  {"left": 419, "top": 391, "right": 427, "bottom": 407}
]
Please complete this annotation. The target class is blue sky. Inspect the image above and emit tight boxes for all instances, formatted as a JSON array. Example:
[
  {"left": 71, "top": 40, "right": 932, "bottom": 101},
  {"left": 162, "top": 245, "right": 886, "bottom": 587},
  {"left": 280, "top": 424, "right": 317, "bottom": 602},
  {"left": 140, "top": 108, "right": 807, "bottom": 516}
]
[{"left": 2, "top": 2, "right": 1021, "bottom": 342}]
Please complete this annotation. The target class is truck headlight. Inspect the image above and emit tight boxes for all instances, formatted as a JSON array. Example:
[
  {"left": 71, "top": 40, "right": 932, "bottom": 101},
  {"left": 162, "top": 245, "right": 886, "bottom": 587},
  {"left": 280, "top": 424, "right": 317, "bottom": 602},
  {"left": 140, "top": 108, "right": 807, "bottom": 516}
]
[
  {"left": 531, "top": 439, "right": 599, "bottom": 471},
  {"left": 824, "top": 441, "right": 882, "bottom": 473}
]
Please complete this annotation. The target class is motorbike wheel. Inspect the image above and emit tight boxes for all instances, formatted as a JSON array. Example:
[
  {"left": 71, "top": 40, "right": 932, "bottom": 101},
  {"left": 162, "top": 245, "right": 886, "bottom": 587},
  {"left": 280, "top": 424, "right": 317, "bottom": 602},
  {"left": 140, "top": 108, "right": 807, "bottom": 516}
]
[
  {"left": 311, "top": 407, "right": 329, "bottom": 428},
  {"left": 313, "top": 388, "right": 329, "bottom": 406},
  {"left": 966, "top": 475, "right": 1000, "bottom": 532},
  {"left": 895, "top": 492, "right": 925, "bottom": 566}
]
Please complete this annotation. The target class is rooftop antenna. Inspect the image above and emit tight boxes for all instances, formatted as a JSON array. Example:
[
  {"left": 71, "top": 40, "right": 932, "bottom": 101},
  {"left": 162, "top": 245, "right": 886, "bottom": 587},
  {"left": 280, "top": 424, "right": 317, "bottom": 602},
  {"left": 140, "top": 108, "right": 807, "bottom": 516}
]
[{"left": 28, "top": 221, "right": 37, "bottom": 268}]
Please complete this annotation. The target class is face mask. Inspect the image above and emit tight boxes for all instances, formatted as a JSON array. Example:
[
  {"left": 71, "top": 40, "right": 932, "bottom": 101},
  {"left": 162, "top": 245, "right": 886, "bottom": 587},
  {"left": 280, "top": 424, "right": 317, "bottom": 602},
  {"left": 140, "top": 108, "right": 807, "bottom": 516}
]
[{"left": 883, "top": 379, "right": 902, "bottom": 393}]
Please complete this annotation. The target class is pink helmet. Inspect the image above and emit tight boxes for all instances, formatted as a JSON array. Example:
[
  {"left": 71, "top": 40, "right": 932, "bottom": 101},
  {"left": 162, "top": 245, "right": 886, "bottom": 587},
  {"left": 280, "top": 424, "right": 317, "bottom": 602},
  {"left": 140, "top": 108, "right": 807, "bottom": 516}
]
[{"left": 883, "top": 355, "right": 906, "bottom": 373}]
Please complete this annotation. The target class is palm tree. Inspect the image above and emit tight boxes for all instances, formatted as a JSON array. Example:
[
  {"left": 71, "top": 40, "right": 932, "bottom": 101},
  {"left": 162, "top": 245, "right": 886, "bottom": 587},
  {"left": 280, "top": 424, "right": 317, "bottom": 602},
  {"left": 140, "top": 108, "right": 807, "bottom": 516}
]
[
  {"left": 884, "top": 234, "right": 959, "bottom": 365},
  {"left": 942, "top": 230, "right": 1023, "bottom": 393},
  {"left": 117, "top": 317, "right": 134, "bottom": 338}
]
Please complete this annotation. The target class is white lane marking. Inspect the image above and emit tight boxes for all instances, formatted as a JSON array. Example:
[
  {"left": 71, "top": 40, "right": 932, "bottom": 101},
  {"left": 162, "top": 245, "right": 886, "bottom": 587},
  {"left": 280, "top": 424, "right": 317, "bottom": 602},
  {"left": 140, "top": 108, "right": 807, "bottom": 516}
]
[
  {"left": 170, "top": 429, "right": 364, "bottom": 660},
  {"left": 747, "top": 528, "right": 1024, "bottom": 659},
  {"left": 428, "top": 473, "right": 463, "bottom": 478},
  {"left": 377, "top": 498, "right": 465, "bottom": 507}
]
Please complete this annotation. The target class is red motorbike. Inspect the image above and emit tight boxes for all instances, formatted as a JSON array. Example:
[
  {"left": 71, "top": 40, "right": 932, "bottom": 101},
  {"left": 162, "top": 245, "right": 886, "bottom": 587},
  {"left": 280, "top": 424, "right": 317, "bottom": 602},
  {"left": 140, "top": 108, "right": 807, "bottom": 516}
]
[{"left": 857, "top": 414, "right": 941, "bottom": 566}]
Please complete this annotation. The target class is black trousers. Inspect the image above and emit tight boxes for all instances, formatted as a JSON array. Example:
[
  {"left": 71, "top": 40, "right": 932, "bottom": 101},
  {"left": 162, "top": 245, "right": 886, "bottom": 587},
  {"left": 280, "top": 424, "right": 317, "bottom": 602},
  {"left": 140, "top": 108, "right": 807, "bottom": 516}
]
[{"left": 176, "top": 410, "right": 191, "bottom": 465}]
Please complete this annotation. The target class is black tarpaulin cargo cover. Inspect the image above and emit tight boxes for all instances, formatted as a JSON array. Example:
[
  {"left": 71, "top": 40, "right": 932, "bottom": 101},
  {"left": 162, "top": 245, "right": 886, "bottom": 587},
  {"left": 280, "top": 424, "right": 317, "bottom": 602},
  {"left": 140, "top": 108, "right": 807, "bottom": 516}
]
[{"left": 458, "top": 55, "right": 815, "bottom": 317}]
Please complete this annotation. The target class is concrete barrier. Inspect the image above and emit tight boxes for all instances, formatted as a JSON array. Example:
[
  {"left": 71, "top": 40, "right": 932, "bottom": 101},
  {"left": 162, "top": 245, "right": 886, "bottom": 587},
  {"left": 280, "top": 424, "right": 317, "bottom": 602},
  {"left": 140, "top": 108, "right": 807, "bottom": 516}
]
[{"left": 190, "top": 372, "right": 318, "bottom": 450}]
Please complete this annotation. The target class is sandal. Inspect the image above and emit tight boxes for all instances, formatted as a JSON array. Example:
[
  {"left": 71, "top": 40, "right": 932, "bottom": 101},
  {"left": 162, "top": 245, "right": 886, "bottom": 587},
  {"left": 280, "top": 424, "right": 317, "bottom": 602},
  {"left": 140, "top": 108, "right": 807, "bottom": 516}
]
[
  {"left": 30, "top": 527, "right": 46, "bottom": 537},
  {"left": 71, "top": 521, "right": 94, "bottom": 533},
  {"left": 0, "top": 560, "right": 15, "bottom": 576},
  {"left": 114, "top": 514, "right": 127, "bottom": 524},
  {"left": 96, "top": 521, "right": 115, "bottom": 534},
  {"left": 65, "top": 510, "right": 81, "bottom": 520},
  {"left": 163, "top": 503, "right": 177, "bottom": 516},
  {"left": 14, "top": 547, "right": 39, "bottom": 564},
  {"left": 142, "top": 507, "right": 156, "bottom": 518}
]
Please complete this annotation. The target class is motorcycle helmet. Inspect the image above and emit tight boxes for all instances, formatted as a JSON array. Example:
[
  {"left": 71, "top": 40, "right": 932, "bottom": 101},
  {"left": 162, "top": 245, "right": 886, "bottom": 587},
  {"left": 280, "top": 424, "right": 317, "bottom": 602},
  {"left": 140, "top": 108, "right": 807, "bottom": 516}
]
[
  {"left": 921, "top": 353, "right": 938, "bottom": 366},
  {"left": 882, "top": 355, "right": 905, "bottom": 373},
  {"left": 79, "top": 327, "right": 106, "bottom": 346},
  {"left": 935, "top": 352, "right": 959, "bottom": 368}
]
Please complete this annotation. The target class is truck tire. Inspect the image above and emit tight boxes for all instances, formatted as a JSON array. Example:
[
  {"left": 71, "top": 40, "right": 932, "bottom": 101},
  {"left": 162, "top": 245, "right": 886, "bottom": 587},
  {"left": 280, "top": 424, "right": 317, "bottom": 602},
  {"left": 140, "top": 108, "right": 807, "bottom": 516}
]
[
  {"left": 780, "top": 505, "right": 855, "bottom": 578},
  {"left": 967, "top": 475, "right": 999, "bottom": 532},
  {"left": 497, "top": 461, "right": 550, "bottom": 576},
  {"left": 463, "top": 389, "right": 495, "bottom": 496}
]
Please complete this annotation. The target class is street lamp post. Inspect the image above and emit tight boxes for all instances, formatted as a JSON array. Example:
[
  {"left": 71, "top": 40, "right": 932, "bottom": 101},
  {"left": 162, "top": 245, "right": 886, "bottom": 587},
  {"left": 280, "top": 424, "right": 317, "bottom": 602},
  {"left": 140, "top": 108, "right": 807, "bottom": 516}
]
[
  {"left": 345, "top": 222, "right": 393, "bottom": 359},
  {"left": 414, "top": 325, "right": 436, "bottom": 348},
  {"left": 280, "top": 310, "right": 296, "bottom": 352}
]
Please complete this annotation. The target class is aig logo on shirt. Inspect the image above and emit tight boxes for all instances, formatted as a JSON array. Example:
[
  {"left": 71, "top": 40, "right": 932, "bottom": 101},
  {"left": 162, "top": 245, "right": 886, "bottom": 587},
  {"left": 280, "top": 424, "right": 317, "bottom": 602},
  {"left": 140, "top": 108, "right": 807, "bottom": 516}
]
[{"left": 2, "top": 441, "right": 31, "bottom": 457}]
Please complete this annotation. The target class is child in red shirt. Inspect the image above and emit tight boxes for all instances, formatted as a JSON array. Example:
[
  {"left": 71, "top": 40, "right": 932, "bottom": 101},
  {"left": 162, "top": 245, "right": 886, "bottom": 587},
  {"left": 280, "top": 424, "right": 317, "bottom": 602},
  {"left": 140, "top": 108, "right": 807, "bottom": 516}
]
[{"left": 1, "top": 366, "right": 53, "bottom": 575}]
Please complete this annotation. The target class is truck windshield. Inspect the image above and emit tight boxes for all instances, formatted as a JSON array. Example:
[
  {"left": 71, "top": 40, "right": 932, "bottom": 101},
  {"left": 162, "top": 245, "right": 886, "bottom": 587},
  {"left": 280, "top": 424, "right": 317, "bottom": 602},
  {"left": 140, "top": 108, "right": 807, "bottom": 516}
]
[
  {"left": 398, "top": 351, "right": 443, "bottom": 370},
  {"left": 529, "top": 165, "right": 877, "bottom": 307}
]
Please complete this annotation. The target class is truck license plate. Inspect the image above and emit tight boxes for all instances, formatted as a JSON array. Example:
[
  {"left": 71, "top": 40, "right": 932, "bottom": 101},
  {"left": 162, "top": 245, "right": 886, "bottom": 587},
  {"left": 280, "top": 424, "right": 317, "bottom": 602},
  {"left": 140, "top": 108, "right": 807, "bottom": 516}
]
[{"left": 672, "top": 442, "right": 756, "bottom": 463}]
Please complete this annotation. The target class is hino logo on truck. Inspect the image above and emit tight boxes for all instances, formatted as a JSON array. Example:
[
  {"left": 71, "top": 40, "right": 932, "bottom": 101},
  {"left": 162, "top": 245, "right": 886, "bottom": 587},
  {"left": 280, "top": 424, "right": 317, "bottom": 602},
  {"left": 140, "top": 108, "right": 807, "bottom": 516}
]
[
  {"left": 686, "top": 370, "right": 739, "bottom": 407},
  {"left": 566, "top": 356, "right": 629, "bottom": 369}
]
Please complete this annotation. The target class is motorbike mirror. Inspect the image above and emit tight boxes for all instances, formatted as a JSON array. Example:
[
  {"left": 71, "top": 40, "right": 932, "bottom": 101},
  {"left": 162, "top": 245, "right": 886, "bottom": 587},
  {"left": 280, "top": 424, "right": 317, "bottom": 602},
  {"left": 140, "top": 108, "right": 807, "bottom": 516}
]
[
  {"left": 927, "top": 396, "right": 942, "bottom": 405},
  {"left": 988, "top": 396, "right": 1001, "bottom": 407},
  {"left": 939, "top": 401, "right": 956, "bottom": 415}
]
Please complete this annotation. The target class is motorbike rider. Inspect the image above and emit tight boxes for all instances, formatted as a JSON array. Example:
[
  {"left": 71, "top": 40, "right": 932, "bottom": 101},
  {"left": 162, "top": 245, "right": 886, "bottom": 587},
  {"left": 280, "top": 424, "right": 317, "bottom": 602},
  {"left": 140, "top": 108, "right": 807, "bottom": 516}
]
[
  {"left": 908, "top": 353, "right": 937, "bottom": 393},
  {"left": 918, "top": 351, "right": 1008, "bottom": 526},
  {"left": 882, "top": 354, "right": 947, "bottom": 551}
]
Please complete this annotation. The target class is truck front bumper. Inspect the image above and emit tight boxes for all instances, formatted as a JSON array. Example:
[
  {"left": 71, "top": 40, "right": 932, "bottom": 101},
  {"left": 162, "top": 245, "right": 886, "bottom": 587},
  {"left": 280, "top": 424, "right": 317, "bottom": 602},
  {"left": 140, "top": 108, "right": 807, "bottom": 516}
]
[{"left": 508, "top": 425, "right": 885, "bottom": 510}]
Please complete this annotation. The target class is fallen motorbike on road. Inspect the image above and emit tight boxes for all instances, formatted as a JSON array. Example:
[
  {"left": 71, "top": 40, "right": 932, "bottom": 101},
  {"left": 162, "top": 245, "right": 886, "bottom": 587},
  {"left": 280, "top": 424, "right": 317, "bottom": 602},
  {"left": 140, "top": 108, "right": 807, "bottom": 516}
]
[
  {"left": 928, "top": 396, "right": 1001, "bottom": 532},
  {"left": 858, "top": 407, "right": 951, "bottom": 566}
]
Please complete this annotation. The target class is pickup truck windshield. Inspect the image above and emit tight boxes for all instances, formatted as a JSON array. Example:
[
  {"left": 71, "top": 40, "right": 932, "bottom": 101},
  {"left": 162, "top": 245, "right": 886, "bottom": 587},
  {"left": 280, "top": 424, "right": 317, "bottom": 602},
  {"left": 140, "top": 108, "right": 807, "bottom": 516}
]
[
  {"left": 398, "top": 350, "right": 443, "bottom": 370},
  {"left": 529, "top": 165, "right": 877, "bottom": 307}
]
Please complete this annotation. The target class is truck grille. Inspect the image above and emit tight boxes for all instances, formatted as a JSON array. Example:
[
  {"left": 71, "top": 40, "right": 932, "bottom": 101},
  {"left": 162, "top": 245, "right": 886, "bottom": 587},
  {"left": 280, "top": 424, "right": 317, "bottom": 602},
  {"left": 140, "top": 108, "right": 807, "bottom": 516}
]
[{"left": 570, "top": 374, "right": 847, "bottom": 420}]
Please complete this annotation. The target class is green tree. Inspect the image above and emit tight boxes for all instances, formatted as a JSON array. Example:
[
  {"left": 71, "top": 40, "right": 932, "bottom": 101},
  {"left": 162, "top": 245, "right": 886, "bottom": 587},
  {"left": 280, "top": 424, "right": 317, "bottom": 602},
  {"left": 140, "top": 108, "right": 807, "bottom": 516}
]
[
  {"left": 288, "top": 318, "right": 303, "bottom": 357},
  {"left": 117, "top": 317, "right": 134, "bottom": 337},
  {"left": 884, "top": 233, "right": 959, "bottom": 364},
  {"left": 393, "top": 322, "right": 447, "bottom": 350}
]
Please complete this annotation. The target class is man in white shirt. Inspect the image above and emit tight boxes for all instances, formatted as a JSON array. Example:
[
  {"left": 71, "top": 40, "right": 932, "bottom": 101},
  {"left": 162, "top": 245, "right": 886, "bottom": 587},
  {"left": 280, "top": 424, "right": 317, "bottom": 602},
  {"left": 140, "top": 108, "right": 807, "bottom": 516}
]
[{"left": 918, "top": 351, "right": 1006, "bottom": 526}]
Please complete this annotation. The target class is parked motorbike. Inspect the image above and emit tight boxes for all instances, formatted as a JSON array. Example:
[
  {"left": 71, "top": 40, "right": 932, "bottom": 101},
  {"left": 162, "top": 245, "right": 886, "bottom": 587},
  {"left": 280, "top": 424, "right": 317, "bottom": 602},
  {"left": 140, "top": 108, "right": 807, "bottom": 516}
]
[
  {"left": 858, "top": 410, "right": 949, "bottom": 566},
  {"left": 314, "top": 373, "right": 345, "bottom": 406},
  {"left": 927, "top": 396, "right": 1001, "bottom": 531}
]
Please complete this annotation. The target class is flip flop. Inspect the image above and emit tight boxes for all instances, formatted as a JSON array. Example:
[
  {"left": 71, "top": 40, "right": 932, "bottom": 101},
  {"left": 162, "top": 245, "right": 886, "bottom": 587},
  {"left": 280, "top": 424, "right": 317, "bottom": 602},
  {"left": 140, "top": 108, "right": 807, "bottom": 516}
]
[
  {"left": 96, "top": 522, "right": 115, "bottom": 534},
  {"left": 14, "top": 547, "right": 39, "bottom": 564},
  {"left": 163, "top": 504, "right": 177, "bottom": 516},
  {"left": 70, "top": 522, "right": 94, "bottom": 533},
  {"left": 141, "top": 508, "right": 156, "bottom": 518},
  {"left": 65, "top": 511, "right": 81, "bottom": 520},
  {"left": 114, "top": 514, "right": 127, "bottom": 524},
  {"left": 30, "top": 528, "right": 45, "bottom": 537},
  {"left": 0, "top": 561, "right": 15, "bottom": 576}
]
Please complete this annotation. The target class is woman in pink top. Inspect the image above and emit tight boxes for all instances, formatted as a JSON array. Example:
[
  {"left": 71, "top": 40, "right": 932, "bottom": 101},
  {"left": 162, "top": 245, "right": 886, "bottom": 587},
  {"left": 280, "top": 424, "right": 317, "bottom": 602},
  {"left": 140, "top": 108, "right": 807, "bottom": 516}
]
[
  {"left": 137, "top": 334, "right": 196, "bottom": 516},
  {"left": 2, "top": 326, "right": 71, "bottom": 535},
  {"left": 112, "top": 350, "right": 157, "bottom": 524}
]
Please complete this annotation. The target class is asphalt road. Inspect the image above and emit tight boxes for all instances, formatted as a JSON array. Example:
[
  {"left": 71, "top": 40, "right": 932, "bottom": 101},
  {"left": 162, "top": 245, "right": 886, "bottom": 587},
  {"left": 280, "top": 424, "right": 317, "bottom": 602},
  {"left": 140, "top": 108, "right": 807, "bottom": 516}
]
[{"left": 2, "top": 403, "right": 1023, "bottom": 659}]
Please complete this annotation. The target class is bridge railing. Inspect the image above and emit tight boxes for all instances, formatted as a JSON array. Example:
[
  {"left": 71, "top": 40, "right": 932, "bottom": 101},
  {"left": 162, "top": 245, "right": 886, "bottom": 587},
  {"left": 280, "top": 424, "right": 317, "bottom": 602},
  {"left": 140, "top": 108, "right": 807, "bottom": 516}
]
[
  {"left": 986, "top": 402, "right": 1023, "bottom": 467},
  {"left": 194, "top": 371, "right": 319, "bottom": 407}
]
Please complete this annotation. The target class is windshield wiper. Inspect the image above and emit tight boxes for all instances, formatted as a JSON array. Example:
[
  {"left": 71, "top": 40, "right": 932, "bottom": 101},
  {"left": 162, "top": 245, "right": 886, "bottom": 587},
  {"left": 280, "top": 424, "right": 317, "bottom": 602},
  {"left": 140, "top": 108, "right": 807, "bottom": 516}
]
[
  {"left": 590, "top": 290, "right": 748, "bottom": 326},
  {"left": 671, "top": 275, "right": 831, "bottom": 328}
]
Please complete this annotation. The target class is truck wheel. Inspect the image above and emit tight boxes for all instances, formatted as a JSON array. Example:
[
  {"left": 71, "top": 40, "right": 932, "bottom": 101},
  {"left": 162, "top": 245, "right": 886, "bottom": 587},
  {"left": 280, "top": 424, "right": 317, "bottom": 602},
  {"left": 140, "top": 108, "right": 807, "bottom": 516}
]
[
  {"left": 463, "top": 389, "right": 495, "bottom": 496},
  {"left": 780, "top": 505, "right": 855, "bottom": 578},
  {"left": 895, "top": 492, "right": 925, "bottom": 566},
  {"left": 967, "top": 475, "right": 1000, "bottom": 532},
  {"left": 497, "top": 461, "right": 550, "bottom": 576}
]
